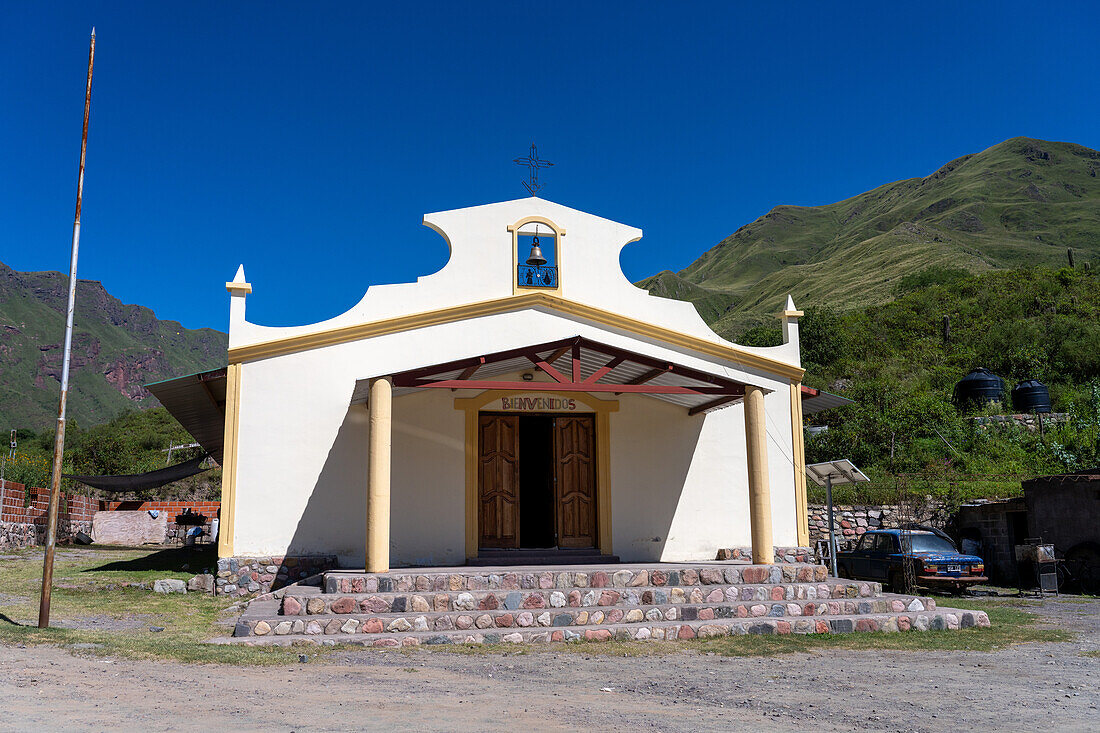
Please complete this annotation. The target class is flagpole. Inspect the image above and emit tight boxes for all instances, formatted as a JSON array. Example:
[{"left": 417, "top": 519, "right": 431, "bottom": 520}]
[{"left": 39, "top": 27, "right": 95, "bottom": 629}]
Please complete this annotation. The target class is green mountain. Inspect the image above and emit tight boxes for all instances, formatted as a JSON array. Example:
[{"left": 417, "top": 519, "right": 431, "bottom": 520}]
[
  {"left": 0, "top": 261, "right": 227, "bottom": 431},
  {"left": 787, "top": 265, "right": 1100, "bottom": 503},
  {"left": 642, "top": 137, "right": 1100, "bottom": 336}
]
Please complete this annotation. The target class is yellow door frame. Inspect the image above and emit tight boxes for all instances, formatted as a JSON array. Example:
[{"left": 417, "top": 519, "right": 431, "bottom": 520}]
[{"left": 454, "top": 390, "right": 618, "bottom": 559}]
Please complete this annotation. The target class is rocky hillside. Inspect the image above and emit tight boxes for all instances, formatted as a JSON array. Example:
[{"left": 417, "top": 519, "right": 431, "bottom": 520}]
[
  {"left": 642, "top": 137, "right": 1100, "bottom": 336},
  {"left": 0, "top": 261, "right": 227, "bottom": 430}
]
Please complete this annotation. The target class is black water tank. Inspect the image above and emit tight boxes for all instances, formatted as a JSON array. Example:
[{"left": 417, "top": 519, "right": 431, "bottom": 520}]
[
  {"left": 953, "top": 368, "right": 1006, "bottom": 408},
  {"left": 1012, "top": 379, "right": 1052, "bottom": 414}
]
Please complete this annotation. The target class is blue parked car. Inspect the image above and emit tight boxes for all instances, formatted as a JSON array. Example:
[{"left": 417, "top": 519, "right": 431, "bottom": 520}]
[{"left": 836, "top": 528, "right": 987, "bottom": 594}]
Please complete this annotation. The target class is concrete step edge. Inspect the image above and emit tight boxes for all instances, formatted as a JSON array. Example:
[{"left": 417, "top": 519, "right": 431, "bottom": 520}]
[
  {"left": 220, "top": 609, "right": 988, "bottom": 645},
  {"left": 235, "top": 599, "right": 939, "bottom": 637}
]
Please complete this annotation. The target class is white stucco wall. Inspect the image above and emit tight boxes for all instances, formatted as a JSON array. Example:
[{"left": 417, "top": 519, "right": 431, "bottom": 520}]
[
  {"left": 609, "top": 390, "right": 797, "bottom": 563},
  {"left": 225, "top": 198, "right": 804, "bottom": 565},
  {"left": 232, "top": 314, "right": 800, "bottom": 563}
]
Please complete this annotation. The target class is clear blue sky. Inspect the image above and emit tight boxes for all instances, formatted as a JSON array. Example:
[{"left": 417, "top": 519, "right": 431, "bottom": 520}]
[{"left": 3, "top": 2, "right": 1099, "bottom": 332}]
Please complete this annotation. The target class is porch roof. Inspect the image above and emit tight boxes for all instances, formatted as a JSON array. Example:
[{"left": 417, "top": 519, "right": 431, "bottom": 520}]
[
  {"left": 352, "top": 335, "right": 751, "bottom": 415},
  {"left": 145, "top": 367, "right": 228, "bottom": 464}
]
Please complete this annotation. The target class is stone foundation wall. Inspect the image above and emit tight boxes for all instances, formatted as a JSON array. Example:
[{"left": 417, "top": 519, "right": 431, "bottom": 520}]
[
  {"left": 0, "top": 519, "right": 95, "bottom": 548},
  {"left": 215, "top": 555, "right": 339, "bottom": 597},
  {"left": 715, "top": 547, "right": 815, "bottom": 563},
  {"left": 807, "top": 501, "right": 950, "bottom": 548}
]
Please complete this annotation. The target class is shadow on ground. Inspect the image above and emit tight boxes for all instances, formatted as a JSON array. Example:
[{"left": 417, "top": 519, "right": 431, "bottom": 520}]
[{"left": 83, "top": 545, "right": 216, "bottom": 573}]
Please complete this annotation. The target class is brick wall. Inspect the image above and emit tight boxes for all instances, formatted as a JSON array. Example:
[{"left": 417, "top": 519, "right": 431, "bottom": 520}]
[
  {"left": 105, "top": 500, "right": 220, "bottom": 534},
  {"left": 1, "top": 481, "right": 104, "bottom": 548},
  {"left": 1, "top": 485, "right": 221, "bottom": 548}
]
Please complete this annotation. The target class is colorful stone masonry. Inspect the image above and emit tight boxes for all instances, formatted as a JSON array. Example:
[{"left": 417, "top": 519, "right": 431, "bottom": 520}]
[
  {"left": 807, "top": 502, "right": 951, "bottom": 547},
  {"left": 715, "top": 546, "right": 813, "bottom": 563},
  {"left": 215, "top": 555, "right": 339, "bottom": 597},
  {"left": 225, "top": 562, "right": 990, "bottom": 647}
]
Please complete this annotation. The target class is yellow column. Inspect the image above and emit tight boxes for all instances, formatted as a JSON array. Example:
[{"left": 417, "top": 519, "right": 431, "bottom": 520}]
[
  {"left": 217, "top": 363, "right": 242, "bottom": 559},
  {"left": 366, "top": 377, "right": 392, "bottom": 572},
  {"left": 790, "top": 382, "right": 810, "bottom": 547},
  {"left": 744, "top": 386, "right": 773, "bottom": 564}
]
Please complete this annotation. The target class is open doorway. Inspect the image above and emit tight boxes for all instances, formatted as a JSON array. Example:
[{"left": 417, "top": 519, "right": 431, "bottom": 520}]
[
  {"left": 518, "top": 415, "right": 555, "bottom": 548},
  {"left": 476, "top": 412, "right": 597, "bottom": 552}
]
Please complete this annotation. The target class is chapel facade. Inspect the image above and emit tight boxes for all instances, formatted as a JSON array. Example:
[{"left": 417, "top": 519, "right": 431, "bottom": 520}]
[{"left": 153, "top": 198, "right": 811, "bottom": 571}]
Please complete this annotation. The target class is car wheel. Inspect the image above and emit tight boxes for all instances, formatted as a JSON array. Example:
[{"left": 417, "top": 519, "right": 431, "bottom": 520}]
[{"left": 890, "top": 569, "right": 913, "bottom": 595}]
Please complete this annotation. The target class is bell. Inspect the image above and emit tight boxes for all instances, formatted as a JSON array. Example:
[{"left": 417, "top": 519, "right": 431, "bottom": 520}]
[{"left": 525, "top": 235, "right": 548, "bottom": 267}]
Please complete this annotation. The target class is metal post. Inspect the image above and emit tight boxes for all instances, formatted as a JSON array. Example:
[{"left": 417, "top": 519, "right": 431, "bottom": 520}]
[
  {"left": 39, "top": 28, "right": 95, "bottom": 629},
  {"left": 826, "top": 475, "right": 838, "bottom": 577}
]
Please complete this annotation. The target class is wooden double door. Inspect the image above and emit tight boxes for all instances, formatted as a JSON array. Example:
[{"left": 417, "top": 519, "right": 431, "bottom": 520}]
[{"left": 478, "top": 413, "right": 597, "bottom": 550}]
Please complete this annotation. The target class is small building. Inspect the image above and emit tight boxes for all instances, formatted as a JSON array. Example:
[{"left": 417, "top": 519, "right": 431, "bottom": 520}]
[
  {"left": 955, "top": 497, "right": 1028, "bottom": 584},
  {"left": 956, "top": 468, "right": 1100, "bottom": 588},
  {"left": 151, "top": 198, "right": 812, "bottom": 572}
]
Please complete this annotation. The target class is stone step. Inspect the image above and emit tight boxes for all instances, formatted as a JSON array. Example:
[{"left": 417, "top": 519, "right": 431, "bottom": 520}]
[
  {"left": 236, "top": 595, "right": 937, "bottom": 637},
  {"left": 323, "top": 564, "right": 829, "bottom": 594},
  {"left": 219, "top": 607, "right": 988, "bottom": 646},
  {"left": 281, "top": 580, "right": 886, "bottom": 617}
]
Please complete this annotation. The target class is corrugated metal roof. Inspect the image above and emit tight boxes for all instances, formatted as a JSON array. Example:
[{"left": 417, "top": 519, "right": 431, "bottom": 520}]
[
  {"left": 145, "top": 368, "right": 227, "bottom": 464},
  {"left": 372, "top": 337, "right": 747, "bottom": 414},
  {"left": 801, "top": 387, "right": 855, "bottom": 415}
]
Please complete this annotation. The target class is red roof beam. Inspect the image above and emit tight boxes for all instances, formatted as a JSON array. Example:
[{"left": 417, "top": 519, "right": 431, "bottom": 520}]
[
  {"left": 583, "top": 355, "right": 626, "bottom": 385},
  {"left": 401, "top": 379, "right": 743, "bottom": 395},
  {"left": 524, "top": 351, "right": 570, "bottom": 384},
  {"left": 579, "top": 339, "right": 743, "bottom": 390},
  {"left": 396, "top": 337, "right": 579, "bottom": 383}
]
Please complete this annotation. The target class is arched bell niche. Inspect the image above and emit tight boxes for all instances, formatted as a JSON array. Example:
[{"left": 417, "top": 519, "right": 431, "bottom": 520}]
[{"left": 508, "top": 216, "right": 565, "bottom": 295}]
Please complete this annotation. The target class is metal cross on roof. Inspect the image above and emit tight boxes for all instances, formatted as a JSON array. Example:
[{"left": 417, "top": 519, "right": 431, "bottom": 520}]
[{"left": 513, "top": 143, "right": 553, "bottom": 195}]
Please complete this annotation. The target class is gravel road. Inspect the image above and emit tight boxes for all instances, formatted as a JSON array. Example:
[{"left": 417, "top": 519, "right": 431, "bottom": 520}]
[{"left": 1, "top": 596, "right": 1097, "bottom": 732}]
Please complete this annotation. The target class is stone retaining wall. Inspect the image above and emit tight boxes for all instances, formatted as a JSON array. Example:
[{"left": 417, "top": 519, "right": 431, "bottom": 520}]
[
  {"left": 970, "top": 413, "right": 1067, "bottom": 432},
  {"left": 807, "top": 501, "right": 950, "bottom": 548},
  {"left": 216, "top": 555, "right": 339, "bottom": 597}
]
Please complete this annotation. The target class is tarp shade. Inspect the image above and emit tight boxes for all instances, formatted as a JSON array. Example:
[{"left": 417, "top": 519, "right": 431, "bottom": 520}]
[{"left": 64, "top": 454, "right": 211, "bottom": 493}]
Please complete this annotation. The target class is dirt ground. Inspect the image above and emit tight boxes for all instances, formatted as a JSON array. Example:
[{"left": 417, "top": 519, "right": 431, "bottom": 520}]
[{"left": 0, "top": 596, "right": 1096, "bottom": 732}]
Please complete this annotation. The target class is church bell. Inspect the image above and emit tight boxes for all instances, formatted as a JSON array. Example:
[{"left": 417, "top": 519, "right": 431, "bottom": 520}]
[{"left": 525, "top": 235, "right": 548, "bottom": 267}]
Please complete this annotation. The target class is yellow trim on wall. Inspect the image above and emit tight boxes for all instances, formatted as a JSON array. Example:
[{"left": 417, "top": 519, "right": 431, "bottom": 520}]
[
  {"left": 217, "top": 363, "right": 243, "bottom": 558},
  {"left": 790, "top": 381, "right": 809, "bottom": 547},
  {"left": 509, "top": 216, "right": 565, "bottom": 297},
  {"left": 227, "top": 293, "right": 805, "bottom": 380},
  {"left": 454, "top": 390, "right": 619, "bottom": 558}
]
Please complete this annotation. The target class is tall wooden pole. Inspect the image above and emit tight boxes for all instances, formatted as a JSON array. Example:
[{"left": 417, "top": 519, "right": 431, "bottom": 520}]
[{"left": 39, "top": 28, "right": 95, "bottom": 629}]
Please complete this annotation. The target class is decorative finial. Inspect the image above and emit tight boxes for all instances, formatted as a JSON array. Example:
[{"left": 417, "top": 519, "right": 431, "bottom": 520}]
[
  {"left": 226, "top": 264, "right": 252, "bottom": 295},
  {"left": 513, "top": 144, "right": 553, "bottom": 196},
  {"left": 91, "top": 27, "right": 96, "bottom": 37},
  {"left": 786, "top": 294, "right": 796, "bottom": 311}
]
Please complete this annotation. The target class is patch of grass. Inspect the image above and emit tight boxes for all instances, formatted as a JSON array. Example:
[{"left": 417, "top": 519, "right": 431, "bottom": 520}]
[
  {"left": 1082, "top": 649, "right": 1100, "bottom": 658},
  {"left": 0, "top": 545, "right": 322, "bottom": 666}
]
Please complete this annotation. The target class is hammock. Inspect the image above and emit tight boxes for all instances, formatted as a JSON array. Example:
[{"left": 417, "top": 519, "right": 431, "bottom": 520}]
[{"left": 64, "top": 454, "right": 211, "bottom": 493}]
